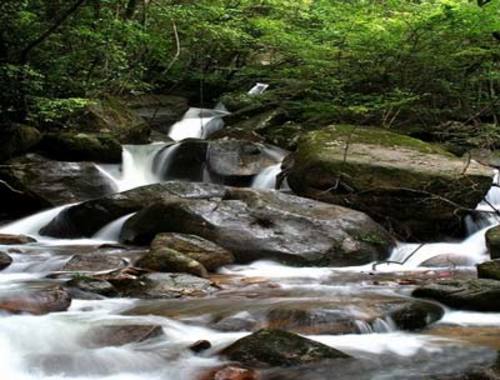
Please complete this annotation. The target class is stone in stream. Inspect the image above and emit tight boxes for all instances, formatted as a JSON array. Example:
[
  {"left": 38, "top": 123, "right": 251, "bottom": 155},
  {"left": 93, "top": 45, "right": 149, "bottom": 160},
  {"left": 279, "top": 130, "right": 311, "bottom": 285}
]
[
  {"left": 413, "top": 279, "right": 500, "bottom": 312},
  {"left": 120, "top": 188, "right": 393, "bottom": 266},
  {"left": 477, "top": 260, "right": 500, "bottom": 281},
  {"left": 386, "top": 300, "right": 444, "bottom": 331},
  {"left": 201, "top": 365, "right": 259, "bottom": 380},
  {"left": 84, "top": 324, "right": 165, "bottom": 348},
  {"left": 111, "top": 272, "right": 218, "bottom": 299},
  {"left": 41, "top": 181, "right": 394, "bottom": 267},
  {"left": 285, "top": 125, "right": 493, "bottom": 240},
  {"left": 0, "top": 154, "right": 116, "bottom": 207},
  {"left": 220, "top": 329, "right": 350, "bottom": 368},
  {"left": 66, "top": 277, "right": 118, "bottom": 297},
  {"left": 0, "top": 286, "right": 71, "bottom": 315},
  {"left": 420, "top": 254, "right": 473, "bottom": 268},
  {"left": 148, "top": 233, "right": 234, "bottom": 272},
  {"left": 486, "top": 226, "right": 500, "bottom": 260},
  {"left": 135, "top": 245, "right": 208, "bottom": 278},
  {"left": 40, "top": 182, "right": 226, "bottom": 238},
  {"left": 62, "top": 253, "right": 126, "bottom": 272},
  {"left": 0, "top": 233, "right": 36, "bottom": 245},
  {"left": 37, "top": 132, "right": 122, "bottom": 163},
  {"left": 0, "top": 251, "right": 13, "bottom": 270}
]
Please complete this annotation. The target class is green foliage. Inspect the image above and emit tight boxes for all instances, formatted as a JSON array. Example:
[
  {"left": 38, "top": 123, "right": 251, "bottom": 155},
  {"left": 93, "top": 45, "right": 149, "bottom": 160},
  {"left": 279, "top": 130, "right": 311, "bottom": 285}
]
[{"left": 0, "top": 0, "right": 498, "bottom": 129}]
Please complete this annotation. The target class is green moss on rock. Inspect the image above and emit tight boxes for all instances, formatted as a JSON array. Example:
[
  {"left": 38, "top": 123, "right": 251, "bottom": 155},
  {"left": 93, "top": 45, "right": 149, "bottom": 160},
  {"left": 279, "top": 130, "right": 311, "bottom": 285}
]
[{"left": 287, "top": 125, "right": 493, "bottom": 240}]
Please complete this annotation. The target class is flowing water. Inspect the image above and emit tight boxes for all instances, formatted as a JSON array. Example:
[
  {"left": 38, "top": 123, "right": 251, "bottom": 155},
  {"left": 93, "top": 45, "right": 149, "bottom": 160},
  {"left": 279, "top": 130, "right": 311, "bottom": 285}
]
[{"left": 1, "top": 102, "right": 500, "bottom": 379}]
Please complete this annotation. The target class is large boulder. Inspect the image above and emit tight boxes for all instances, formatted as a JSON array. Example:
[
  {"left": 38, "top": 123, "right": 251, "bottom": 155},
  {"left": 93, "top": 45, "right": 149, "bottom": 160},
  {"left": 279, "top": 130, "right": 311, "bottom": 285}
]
[
  {"left": 477, "top": 260, "right": 500, "bottom": 281},
  {"left": 120, "top": 186, "right": 393, "bottom": 266},
  {"left": 40, "top": 182, "right": 226, "bottom": 238},
  {"left": 286, "top": 125, "right": 493, "bottom": 240},
  {"left": 413, "top": 279, "right": 500, "bottom": 312},
  {"left": 0, "top": 124, "right": 42, "bottom": 162},
  {"left": 125, "top": 94, "right": 189, "bottom": 133},
  {"left": 486, "top": 226, "right": 500, "bottom": 260},
  {"left": 38, "top": 133, "right": 122, "bottom": 163},
  {"left": 220, "top": 329, "right": 350, "bottom": 368},
  {"left": 40, "top": 182, "right": 393, "bottom": 267},
  {"left": 150, "top": 233, "right": 234, "bottom": 271},
  {"left": 0, "top": 154, "right": 115, "bottom": 207}
]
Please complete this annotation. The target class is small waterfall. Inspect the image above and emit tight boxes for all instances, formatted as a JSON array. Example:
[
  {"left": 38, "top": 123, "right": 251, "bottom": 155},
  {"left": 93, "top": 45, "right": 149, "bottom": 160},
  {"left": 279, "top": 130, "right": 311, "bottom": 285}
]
[
  {"left": 96, "top": 143, "right": 166, "bottom": 192},
  {"left": 248, "top": 83, "right": 269, "bottom": 96},
  {"left": 0, "top": 205, "right": 70, "bottom": 239},
  {"left": 152, "top": 144, "right": 181, "bottom": 180},
  {"left": 251, "top": 163, "right": 282, "bottom": 189},
  {"left": 93, "top": 213, "right": 136, "bottom": 241},
  {"left": 168, "top": 108, "right": 228, "bottom": 141},
  {"left": 355, "top": 318, "right": 396, "bottom": 334}
]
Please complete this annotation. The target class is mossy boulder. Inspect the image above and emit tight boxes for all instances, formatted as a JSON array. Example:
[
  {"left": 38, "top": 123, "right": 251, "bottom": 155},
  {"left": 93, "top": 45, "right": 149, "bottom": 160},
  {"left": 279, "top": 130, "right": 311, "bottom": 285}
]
[
  {"left": 72, "top": 97, "right": 150, "bottom": 144},
  {"left": 221, "top": 329, "right": 350, "bottom": 368},
  {"left": 486, "top": 226, "right": 500, "bottom": 260},
  {"left": 149, "top": 233, "right": 234, "bottom": 271},
  {"left": 413, "top": 279, "right": 500, "bottom": 312},
  {"left": 38, "top": 132, "right": 122, "bottom": 163},
  {"left": 286, "top": 125, "right": 493, "bottom": 240},
  {"left": 477, "top": 260, "right": 500, "bottom": 281},
  {"left": 135, "top": 239, "right": 208, "bottom": 278},
  {"left": 0, "top": 124, "right": 42, "bottom": 162}
]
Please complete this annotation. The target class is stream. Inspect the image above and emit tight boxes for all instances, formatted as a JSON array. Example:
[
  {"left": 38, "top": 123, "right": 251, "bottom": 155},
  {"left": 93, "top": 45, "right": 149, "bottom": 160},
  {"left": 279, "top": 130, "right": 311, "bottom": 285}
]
[{"left": 1, "top": 102, "right": 500, "bottom": 380}]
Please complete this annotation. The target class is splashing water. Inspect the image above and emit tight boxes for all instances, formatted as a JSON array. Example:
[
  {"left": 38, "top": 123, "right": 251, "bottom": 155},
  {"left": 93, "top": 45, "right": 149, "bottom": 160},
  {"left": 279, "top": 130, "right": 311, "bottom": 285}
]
[{"left": 168, "top": 108, "right": 228, "bottom": 141}]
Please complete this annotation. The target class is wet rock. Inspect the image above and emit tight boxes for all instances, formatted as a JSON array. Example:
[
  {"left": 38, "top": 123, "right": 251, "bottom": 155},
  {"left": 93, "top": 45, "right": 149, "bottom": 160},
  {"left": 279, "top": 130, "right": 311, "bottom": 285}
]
[
  {"left": 206, "top": 139, "right": 282, "bottom": 179},
  {"left": 150, "top": 233, "right": 234, "bottom": 271},
  {"left": 189, "top": 340, "right": 212, "bottom": 353},
  {"left": 38, "top": 132, "right": 122, "bottom": 163},
  {"left": 221, "top": 329, "right": 350, "bottom": 368},
  {"left": 0, "top": 124, "right": 41, "bottom": 162},
  {"left": 413, "top": 279, "right": 500, "bottom": 312},
  {"left": 0, "top": 177, "right": 48, "bottom": 219},
  {"left": 70, "top": 96, "right": 150, "bottom": 144},
  {"left": 0, "top": 286, "right": 71, "bottom": 314},
  {"left": 420, "top": 254, "right": 473, "bottom": 268},
  {"left": 202, "top": 365, "right": 259, "bottom": 380},
  {"left": 111, "top": 272, "right": 218, "bottom": 299},
  {"left": 265, "top": 307, "right": 358, "bottom": 335},
  {"left": 125, "top": 94, "right": 189, "bottom": 133},
  {"left": 286, "top": 125, "right": 493, "bottom": 240},
  {"left": 477, "top": 260, "right": 500, "bottom": 281},
  {"left": 0, "top": 251, "right": 13, "bottom": 270},
  {"left": 62, "top": 254, "right": 126, "bottom": 272},
  {"left": 1, "top": 154, "right": 115, "bottom": 207},
  {"left": 0, "top": 233, "right": 36, "bottom": 245},
  {"left": 486, "top": 226, "right": 500, "bottom": 260},
  {"left": 120, "top": 186, "right": 393, "bottom": 267},
  {"left": 67, "top": 277, "right": 118, "bottom": 297},
  {"left": 135, "top": 245, "right": 208, "bottom": 277},
  {"left": 153, "top": 139, "right": 208, "bottom": 181},
  {"left": 154, "top": 139, "right": 283, "bottom": 185},
  {"left": 40, "top": 181, "right": 226, "bottom": 238},
  {"left": 85, "top": 324, "right": 165, "bottom": 348},
  {"left": 387, "top": 301, "right": 444, "bottom": 331}
]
